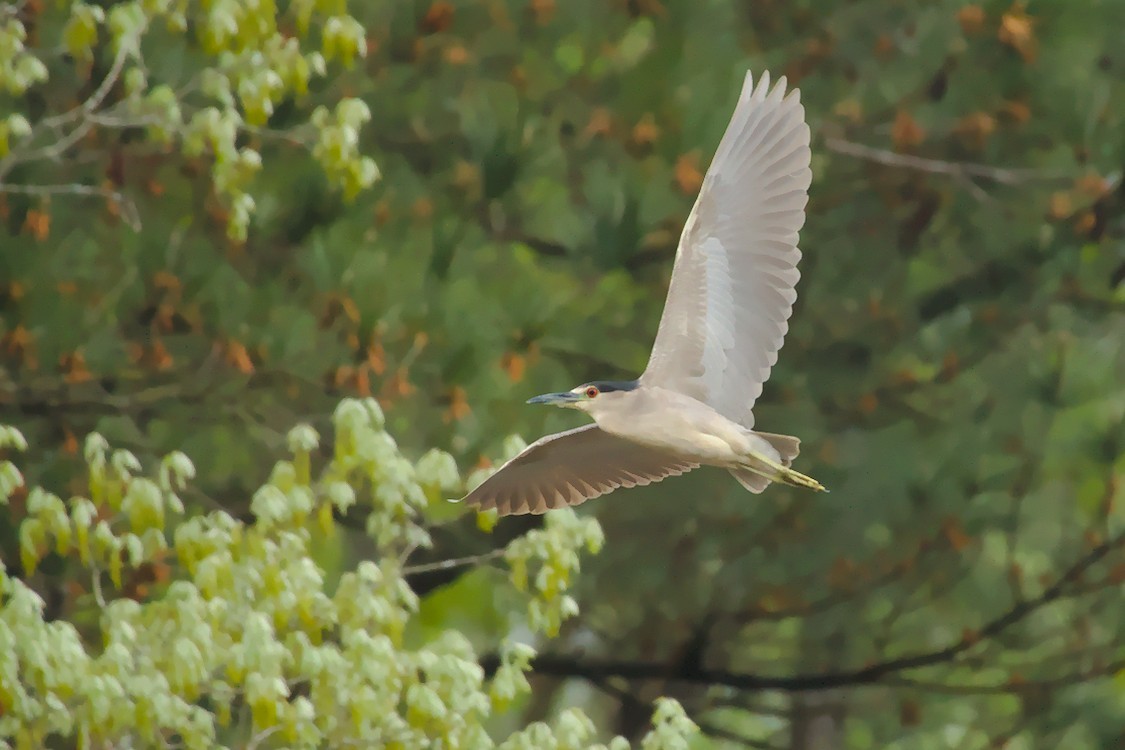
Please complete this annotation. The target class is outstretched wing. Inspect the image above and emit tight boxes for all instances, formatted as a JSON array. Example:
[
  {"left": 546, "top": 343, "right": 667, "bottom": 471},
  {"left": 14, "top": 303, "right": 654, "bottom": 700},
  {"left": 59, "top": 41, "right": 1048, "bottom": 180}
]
[
  {"left": 640, "top": 71, "right": 812, "bottom": 427},
  {"left": 460, "top": 424, "right": 699, "bottom": 516}
]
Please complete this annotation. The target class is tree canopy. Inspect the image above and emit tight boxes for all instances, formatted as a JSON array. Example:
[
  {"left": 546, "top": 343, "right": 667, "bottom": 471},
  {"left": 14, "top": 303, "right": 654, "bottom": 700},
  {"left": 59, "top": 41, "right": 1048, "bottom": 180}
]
[{"left": 2, "top": 0, "right": 1123, "bottom": 748}]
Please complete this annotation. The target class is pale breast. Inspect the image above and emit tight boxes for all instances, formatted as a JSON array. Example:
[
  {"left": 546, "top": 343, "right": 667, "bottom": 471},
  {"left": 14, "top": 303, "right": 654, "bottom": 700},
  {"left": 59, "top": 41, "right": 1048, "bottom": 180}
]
[{"left": 592, "top": 387, "right": 749, "bottom": 465}]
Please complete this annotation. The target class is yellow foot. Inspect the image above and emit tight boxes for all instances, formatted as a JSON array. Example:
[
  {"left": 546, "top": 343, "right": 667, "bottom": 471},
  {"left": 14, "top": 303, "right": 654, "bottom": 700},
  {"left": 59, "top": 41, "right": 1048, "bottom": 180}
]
[
  {"left": 776, "top": 466, "right": 828, "bottom": 493},
  {"left": 744, "top": 449, "right": 829, "bottom": 493}
]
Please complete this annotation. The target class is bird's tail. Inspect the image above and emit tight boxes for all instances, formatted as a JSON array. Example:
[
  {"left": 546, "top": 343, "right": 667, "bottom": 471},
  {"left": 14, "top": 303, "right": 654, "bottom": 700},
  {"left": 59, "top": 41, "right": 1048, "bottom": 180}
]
[{"left": 729, "top": 432, "right": 826, "bottom": 493}]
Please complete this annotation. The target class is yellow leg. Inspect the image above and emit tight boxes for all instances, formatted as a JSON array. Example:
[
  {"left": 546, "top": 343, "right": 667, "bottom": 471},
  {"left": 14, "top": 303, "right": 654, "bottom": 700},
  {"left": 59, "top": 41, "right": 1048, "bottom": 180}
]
[{"left": 742, "top": 451, "right": 828, "bottom": 493}]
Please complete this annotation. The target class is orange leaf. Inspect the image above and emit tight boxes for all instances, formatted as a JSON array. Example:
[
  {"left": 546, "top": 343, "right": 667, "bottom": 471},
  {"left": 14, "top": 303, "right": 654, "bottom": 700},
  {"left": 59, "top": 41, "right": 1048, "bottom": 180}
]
[
  {"left": 411, "top": 197, "right": 434, "bottom": 220},
  {"left": 1075, "top": 174, "right": 1111, "bottom": 199},
  {"left": 62, "top": 428, "right": 78, "bottom": 455},
  {"left": 1000, "top": 99, "right": 1031, "bottom": 124},
  {"left": 60, "top": 351, "right": 92, "bottom": 384},
  {"left": 631, "top": 114, "right": 659, "bottom": 147},
  {"left": 874, "top": 33, "right": 895, "bottom": 59},
  {"left": 149, "top": 339, "right": 174, "bottom": 371},
  {"left": 954, "top": 112, "right": 996, "bottom": 149},
  {"left": 890, "top": 369, "right": 917, "bottom": 386},
  {"left": 444, "top": 386, "right": 471, "bottom": 423},
  {"left": 530, "top": 0, "right": 555, "bottom": 24},
  {"left": 422, "top": 1, "right": 454, "bottom": 34},
  {"left": 383, "top": 368, "right": 416, "bottom": 400},
  {"left": 1073, "top": 211, "right": 1097, "bottom": 237},
  {"left": 941, "top": 350, "right": 960, "bottom": 379},
  {"left": 891, "top": 111, "right": 925, "bottom": 150},
  {"left": 674, "top": 152, "right": 704, "bottom": 196},
  {"left": 152, "top": 271, "right": 181, "bottom": 293},
  {"left": 443, "top": 44, "right": 469, "bottom": 65},
  {"left": 340, "top": 296, "right": 360, "bottom": 324},
  {"left": 374, "top": 199, "right": 392, "bottom": 227},
  {"left": 354, "top": 365, "right": 371, "bottom": 396},
  {"left": 4, "top": 325, "right": 30, "bottom": 351},
  {"left": 941, "top": 516, "right": 971, "bottom": 552},
  {"left": 23, "top": 209, "right": 50, "bottom": 242},
  {"left": 501, "top": 352, "right": 526, "bottom": 383},
  {"left": 858, "top": 393, "right": 878, "bottom": 414},
  {"left": 367, "top": 341, "right": 386, "bottom": 375},
  {"left": 451, "top": 160, "right": 480, "bottom": 191},
  {"left": 1047, "top": 192, "right": 1072, "bottom": 220},
  {"left": 332, "top": 365, "right": 354, "bottom": 388},
  {"left": 998, "top": 4, "right": 1037, "bottom": 62},
  {"left": 224, "top": 340, "right": 254, "bottom": 374},
  {"left": 155, "top": 303, "right": 177, "bottom": 333},
  {"left": 957, "top": 5, "right": 986, "bottom": 35},
  {"left": 585, "top": 108, "right": 613, "bottom": 139}
]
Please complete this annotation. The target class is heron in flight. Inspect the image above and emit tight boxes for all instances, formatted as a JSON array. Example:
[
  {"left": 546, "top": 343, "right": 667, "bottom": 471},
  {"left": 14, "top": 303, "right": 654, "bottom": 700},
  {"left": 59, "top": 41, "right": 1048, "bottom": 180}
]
[{"left": 461, "top": 71, "right": 825, "bottom": 516}]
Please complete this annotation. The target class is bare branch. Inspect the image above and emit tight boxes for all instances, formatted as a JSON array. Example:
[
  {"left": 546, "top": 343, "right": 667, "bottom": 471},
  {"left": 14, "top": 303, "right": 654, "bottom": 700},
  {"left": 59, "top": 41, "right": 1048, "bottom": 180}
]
[
  {"left": 42, "top": 41, "right": 133, "bottom": 130},
  {"left": 482, "top": 531, "right": 1125, "bottom": 692},
  {"left": 402, "top": 548, "right": 506, "bottom": 575},
  {"left": 695, "top": 720, "right": 781, "bottom": 750},
  {"left": 823, "top": 137, "right": 1075, "bottom": 187},
  {"left": 886, "top": 658, "right": 1125, "bottom": 695},
  {"left": 0, "top": 182, "right": 141, "bottom": 229},
  {"left": 0, "top": 41, "right": 133, "bottom": 180}
]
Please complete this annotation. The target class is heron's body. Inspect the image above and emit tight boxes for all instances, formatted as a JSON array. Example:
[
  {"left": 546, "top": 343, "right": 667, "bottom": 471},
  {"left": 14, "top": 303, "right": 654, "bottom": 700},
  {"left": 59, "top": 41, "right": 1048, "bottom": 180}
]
[
  {"left": 459, "top": 71, "right": 827, "bottom": 515},
  {"left": 591, "top": 385, "right": 775, "bottom": 468}
]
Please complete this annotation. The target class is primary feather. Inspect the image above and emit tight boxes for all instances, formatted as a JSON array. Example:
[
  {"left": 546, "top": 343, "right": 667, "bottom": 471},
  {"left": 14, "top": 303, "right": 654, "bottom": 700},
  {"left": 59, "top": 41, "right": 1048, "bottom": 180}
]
[{"left": 641, "top": 71, "right": 812, "bottom": 427}]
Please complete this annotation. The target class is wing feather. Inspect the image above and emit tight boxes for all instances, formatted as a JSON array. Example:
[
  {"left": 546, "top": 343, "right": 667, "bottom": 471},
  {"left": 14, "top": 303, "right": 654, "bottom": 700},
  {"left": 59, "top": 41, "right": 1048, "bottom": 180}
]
[
  {"left": 460, "top": 424, "right": 699, "bottom": 516},
  {"left": 642, "top": 71, "right": 811, "bottom": 427}
]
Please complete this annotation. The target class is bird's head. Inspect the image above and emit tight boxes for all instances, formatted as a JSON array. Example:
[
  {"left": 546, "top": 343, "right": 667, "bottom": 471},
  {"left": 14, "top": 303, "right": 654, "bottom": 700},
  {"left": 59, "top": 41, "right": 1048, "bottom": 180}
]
[{"left": 526, "top": 380, "right": 639, "bottom": 414}]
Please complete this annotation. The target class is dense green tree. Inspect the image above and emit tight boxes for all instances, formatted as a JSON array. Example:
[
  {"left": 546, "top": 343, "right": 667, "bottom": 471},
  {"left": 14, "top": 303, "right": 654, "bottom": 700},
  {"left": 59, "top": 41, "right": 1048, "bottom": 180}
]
[{"left": 2, "top": 0, "right": 1124, "bottom": 748}]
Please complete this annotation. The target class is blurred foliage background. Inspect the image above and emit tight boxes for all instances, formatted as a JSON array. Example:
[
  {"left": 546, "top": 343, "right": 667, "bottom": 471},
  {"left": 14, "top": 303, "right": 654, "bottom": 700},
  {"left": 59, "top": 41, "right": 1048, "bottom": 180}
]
[{"left": 2, "top": 0, "right": 1124, "bottom": 748}]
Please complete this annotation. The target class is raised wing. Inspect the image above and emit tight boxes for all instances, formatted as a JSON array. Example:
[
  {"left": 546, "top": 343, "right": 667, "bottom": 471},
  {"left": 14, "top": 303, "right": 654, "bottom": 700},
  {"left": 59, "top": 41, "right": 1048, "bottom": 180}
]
[
  {"left": 640, "top": 71, "right": 812, "bottom": 427},
  {"left": 460, "top": 424, "right": 699, "bottom": 515}
]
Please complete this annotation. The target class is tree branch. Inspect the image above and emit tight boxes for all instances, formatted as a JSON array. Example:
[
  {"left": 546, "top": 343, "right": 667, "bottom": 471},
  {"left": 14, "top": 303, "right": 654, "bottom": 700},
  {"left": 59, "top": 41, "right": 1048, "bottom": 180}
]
[
  {"left": 0, "top": 41, "right": 133, "bottom": 180},
  {"left": 0, "top": 182, "right": 141, "bottom": 229},
  {"left": 402, "top": 548, "right": 506, "bottom": 575},
  {"left": 482, "top": 531, "right": 1124, "bottom": 692},
  {"left": 824, "top": 137, "right": 1075, "bottom": 187}
]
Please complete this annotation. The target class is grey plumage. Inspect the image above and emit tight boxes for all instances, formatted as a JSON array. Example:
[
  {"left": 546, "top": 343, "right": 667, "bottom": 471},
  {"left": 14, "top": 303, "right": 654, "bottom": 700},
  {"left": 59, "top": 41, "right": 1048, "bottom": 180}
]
[{"left": 460, "top": 71, "right": 826, "bottom": 516}]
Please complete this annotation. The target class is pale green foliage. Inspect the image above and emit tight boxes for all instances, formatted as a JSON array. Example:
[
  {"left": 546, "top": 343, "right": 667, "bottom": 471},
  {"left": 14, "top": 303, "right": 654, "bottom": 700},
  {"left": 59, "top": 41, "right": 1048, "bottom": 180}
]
[
  {"left": 0, "top": 18, "right": 48, "bottom": 95},
  {"left": 0, "top": 0, "right": 377, "bottom": 239},
  {"left": 0, "top": 426, "right": 26, "bottom": 505},
  {"left": 416, "top": 448, "right": 461, "bottom": 494},
  {"left": 311, "top": 99, "right": 380, "bottom": 201},
  {"left": 0, "top": 403, "right": 694, "bottom": 748},
  {"left": 505, "top": 509, "right": 605, "bottom": 637},
  {"left": 640, "top": 699, "right": 700, "bottom": 750},
  {"left": 497, "top": 708, "right": 633, "bottom": 750}
]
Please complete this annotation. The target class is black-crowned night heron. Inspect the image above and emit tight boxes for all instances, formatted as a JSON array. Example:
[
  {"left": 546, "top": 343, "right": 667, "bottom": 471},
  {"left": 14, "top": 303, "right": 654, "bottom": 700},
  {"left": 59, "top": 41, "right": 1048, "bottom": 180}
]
[{"left": 461, "top": 71, "right": 825, "bottom": 516}]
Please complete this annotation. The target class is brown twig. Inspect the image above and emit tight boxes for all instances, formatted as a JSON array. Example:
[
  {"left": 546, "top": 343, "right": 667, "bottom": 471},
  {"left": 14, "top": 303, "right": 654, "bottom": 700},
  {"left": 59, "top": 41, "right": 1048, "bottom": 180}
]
[{"left": 823, "top": 137, "right": 1075, "bottom": 187}]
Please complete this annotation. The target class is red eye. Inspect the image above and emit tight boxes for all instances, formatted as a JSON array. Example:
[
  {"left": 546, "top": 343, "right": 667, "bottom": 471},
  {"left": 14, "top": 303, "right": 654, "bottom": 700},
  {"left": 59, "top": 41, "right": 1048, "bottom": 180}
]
[{"left": 585, "top": 386, "right": 599, "bottom": 398}]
